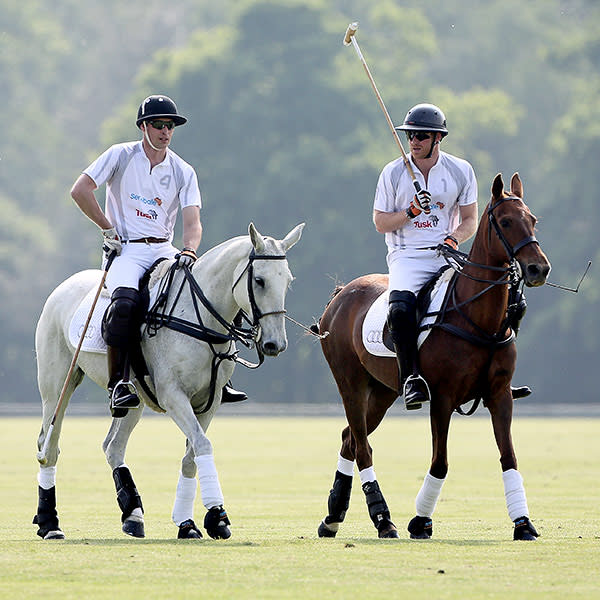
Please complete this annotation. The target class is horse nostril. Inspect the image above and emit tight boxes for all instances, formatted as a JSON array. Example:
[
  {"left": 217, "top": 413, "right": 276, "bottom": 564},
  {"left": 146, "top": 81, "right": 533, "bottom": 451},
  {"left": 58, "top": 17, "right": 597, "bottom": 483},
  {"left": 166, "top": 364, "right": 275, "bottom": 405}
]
[
  {"left": 527, "top": 264, "right": 541, "bottom": 278},
  {"left": 262, "top": 341, "right": 280, "bottom": 355}
]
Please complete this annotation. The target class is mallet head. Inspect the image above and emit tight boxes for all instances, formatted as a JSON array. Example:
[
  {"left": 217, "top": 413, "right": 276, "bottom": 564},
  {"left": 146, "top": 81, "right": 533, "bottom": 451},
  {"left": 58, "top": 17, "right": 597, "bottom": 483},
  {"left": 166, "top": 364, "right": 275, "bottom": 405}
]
[{"left": 343, "top": 22, "right": 358, "bottom": 46}]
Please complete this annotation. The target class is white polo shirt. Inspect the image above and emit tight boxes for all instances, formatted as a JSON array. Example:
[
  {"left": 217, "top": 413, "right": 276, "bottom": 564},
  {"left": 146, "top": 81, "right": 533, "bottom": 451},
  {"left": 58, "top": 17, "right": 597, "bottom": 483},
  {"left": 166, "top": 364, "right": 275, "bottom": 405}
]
[
  {"left": 84, "top": 141, "right": 201, "bottom": 242},
  {"left": 373, "top": 151, "right": 478, "bottom": 254}
]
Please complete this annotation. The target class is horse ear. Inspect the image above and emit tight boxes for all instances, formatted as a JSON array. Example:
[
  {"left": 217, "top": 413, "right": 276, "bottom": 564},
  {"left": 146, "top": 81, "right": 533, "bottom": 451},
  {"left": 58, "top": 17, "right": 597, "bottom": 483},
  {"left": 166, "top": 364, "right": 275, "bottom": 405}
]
[
  {"left": 492, "top": 173, "right": 504, "bottom": 199},
  {"left": 248, "top": 222, "right": 266, "bottom": 253},
  {"left": 281, "top": 223, "right": 305, "bottom": 252},
  {"left": 510, "top": 172, "right": 523, "bottom": 198}
]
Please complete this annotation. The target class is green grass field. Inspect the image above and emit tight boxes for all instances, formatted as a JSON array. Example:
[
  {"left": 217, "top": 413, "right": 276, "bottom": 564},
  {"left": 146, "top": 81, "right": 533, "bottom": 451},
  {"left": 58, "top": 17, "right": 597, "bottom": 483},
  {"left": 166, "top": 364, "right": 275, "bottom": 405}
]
[{"left": 0, "top": 414, "right": 598, "bottom": 599}]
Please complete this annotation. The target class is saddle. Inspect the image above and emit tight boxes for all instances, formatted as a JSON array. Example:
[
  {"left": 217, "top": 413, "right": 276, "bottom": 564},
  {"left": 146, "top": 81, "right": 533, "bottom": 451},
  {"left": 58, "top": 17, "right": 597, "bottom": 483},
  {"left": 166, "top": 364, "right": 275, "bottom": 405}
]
[{"left": 362, "top": 267, "right": 453, "bottom": 357}]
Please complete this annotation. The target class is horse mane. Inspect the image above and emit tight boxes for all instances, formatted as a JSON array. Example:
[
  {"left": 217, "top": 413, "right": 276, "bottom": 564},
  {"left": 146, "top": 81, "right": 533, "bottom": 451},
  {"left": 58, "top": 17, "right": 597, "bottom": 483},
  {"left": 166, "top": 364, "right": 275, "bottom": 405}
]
[
  {"left": 310, "top": 283, "right": 346, "bottom": 335},
  {"left": 147, "top": 259, "right": 176, "bottom": 290}
]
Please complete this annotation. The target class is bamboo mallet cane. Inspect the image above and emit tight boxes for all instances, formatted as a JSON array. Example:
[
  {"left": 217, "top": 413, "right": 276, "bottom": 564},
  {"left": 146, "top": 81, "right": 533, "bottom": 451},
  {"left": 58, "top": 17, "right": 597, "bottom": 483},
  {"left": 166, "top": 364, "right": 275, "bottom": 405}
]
[{"left": 343, "top": 22, "right": 422, "bottom": 195}]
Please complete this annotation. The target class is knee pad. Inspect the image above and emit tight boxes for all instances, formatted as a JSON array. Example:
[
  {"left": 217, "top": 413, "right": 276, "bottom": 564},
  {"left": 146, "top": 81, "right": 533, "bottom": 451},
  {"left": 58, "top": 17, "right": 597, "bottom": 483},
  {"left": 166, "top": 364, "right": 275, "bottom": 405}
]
[
  {"left": 102, "top": 287, "right": 141, "bottom": 347},
  {"left": 387, "top": 290, "right": 417, "bottom": 334}
]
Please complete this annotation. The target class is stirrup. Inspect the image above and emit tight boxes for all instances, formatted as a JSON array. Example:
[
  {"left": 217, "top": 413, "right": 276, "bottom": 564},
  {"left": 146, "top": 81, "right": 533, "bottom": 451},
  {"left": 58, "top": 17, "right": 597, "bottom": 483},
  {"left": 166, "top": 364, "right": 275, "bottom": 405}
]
[
  {"left": 403, "top": 374, "right": 430, "bottom": 411},
  {"left": 110, "top": 379, "right": 140, "bottom": 409}
]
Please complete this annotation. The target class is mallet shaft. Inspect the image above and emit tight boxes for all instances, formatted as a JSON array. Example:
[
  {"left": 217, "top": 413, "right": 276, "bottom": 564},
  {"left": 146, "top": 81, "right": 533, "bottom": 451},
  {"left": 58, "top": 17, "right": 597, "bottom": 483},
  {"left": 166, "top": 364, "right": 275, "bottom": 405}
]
[{"left": 343, "top": 22, "right": 421, "bottom": 192}]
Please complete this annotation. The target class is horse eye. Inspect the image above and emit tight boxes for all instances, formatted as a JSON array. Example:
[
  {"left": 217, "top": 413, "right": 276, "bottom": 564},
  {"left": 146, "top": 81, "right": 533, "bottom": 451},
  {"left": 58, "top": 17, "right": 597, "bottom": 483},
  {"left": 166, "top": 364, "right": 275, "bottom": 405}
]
[
  {"left": 500, "top": 218, "right": 511, "bottom": 228},
  {"left": 254, "top": 276, "right": 265, "bottom": 288}
]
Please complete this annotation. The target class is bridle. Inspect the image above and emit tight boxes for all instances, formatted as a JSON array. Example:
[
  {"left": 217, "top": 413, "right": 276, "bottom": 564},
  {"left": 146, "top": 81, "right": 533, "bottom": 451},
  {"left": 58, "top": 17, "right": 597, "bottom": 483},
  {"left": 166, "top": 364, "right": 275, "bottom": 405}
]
[
  {"left": 431, "top": 195, "right": 540, "bottom": 348},
  {"left": 487, "top": 195, "right": 539, "bottom": 261},
  {"left": 231, "top": 249, "right": 288, "bottom": 326},
  {"left": 143, "top": 248, "right": 290, "bottom": 414}
]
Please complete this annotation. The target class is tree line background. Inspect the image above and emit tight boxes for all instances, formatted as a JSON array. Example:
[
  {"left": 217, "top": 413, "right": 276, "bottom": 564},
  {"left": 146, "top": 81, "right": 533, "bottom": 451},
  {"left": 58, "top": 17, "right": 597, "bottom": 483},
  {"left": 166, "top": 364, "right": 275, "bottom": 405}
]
[{"left": 1, "top": 0, "right": 598, "bottom": 408}]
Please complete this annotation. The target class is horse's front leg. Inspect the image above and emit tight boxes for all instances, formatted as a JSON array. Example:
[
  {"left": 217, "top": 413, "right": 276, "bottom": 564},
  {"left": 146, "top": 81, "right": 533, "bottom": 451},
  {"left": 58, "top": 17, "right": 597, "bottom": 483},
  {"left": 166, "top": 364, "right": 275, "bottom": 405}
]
[
  {"left": 171, "top": 439, "right": 203, "bottom": 539},
  {"left": 166, "top": 390, "right": 231, "bottom": 540},
  {"left": 408, "top": 396, "right": 452, "bottom": 540},
  {"left": 102, "top": 407, "right": 145, "bottom": 538},
  {"left": 488, "top": 390, "right": 539, "bottom": 541}
]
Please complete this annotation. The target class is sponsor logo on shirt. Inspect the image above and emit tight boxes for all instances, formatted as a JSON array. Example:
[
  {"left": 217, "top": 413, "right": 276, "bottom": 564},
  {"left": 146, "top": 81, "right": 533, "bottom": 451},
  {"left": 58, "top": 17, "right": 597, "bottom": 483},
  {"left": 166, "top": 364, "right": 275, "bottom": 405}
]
[
  {"left": 130, "top": 192, "right": 162, "bottom": 207},
  {"left": 414, "top": 215, "right": 439, "bottom": 228},
  {"left": 136, "top": 208, "right": 158, "bottom": 220}
]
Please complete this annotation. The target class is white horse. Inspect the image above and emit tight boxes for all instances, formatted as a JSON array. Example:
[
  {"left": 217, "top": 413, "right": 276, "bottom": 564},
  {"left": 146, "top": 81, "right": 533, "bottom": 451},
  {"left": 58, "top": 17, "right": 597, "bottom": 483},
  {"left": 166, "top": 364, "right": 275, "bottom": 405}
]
[{"left": 34, "top": 222, "right": 304, "bottom": 540}]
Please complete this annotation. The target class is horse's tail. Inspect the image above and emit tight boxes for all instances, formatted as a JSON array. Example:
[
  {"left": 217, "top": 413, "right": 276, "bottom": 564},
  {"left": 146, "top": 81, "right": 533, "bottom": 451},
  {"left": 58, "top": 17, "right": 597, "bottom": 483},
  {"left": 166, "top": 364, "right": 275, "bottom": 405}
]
[{"left": 310, "top": 284, "right": 346, "bottom": 334}]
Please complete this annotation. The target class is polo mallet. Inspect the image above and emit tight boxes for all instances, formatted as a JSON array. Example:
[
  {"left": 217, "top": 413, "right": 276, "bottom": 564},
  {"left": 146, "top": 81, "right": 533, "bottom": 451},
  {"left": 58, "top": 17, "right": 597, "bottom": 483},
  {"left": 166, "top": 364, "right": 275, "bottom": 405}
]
[
  {"left": 37, "top": 251, "right": 116, "bottom": 465},
  {"left": 343, "top": 22, "right": 422, "bottom": 195}
]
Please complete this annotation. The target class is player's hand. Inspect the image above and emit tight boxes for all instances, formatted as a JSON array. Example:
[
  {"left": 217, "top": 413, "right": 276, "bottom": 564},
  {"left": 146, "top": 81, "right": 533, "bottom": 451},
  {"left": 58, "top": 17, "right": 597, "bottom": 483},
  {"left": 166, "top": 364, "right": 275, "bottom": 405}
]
[
  {"left": 443, "top": 235, "right": 459, "bottom": 250},
  {"left": 413, "top": 189, "right": 432, "bottom": 214},
  {"left": 102, "top": 227, "right": 122, "bottom": 256},
  {"left": 177, "top": 247, "right": 197, "bottom": 268}
]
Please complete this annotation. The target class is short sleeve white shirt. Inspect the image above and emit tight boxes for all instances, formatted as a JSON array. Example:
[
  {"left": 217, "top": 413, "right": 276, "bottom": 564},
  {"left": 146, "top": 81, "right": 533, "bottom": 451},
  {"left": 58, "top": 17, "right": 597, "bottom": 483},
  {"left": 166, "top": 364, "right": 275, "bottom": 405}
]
[
  {"left": 373, "top": 151, "right": 477, "bottom": 253},
  {"left": 84, "top": 141, "right": 201, "bottom": 242}
]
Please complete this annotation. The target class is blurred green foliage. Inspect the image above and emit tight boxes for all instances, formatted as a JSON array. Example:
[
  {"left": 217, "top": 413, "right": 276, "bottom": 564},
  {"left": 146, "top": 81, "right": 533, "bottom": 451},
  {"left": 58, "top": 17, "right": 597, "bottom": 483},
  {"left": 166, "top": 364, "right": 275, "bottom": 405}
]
[{"left": 1, "top": 0, "right": 598, "bottom": 405}]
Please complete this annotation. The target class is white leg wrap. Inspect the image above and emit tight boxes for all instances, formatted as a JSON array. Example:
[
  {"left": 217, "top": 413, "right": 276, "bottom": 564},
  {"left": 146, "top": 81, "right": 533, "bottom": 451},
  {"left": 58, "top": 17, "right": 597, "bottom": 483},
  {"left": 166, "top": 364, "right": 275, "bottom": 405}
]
[
  {"left": 359, "top": 466, "right": 376, "bottom": 485},
  {"left": 171, "top": 473, "right": 198, "bottom": 526},
  {"left": 337, "top": 454, "right": 355, "bottom": 477},
  {"left": 194, "top": 454, "right": 224, "bottom": 509},
  {"left": 503, "top": 469, "right": 529, "bottom": 521},
  {"left": 37, "top": 466, "right": 56, "bottom": 490},
  {"left": 415, "top": 473, "right": 446, "bottom": 517}
]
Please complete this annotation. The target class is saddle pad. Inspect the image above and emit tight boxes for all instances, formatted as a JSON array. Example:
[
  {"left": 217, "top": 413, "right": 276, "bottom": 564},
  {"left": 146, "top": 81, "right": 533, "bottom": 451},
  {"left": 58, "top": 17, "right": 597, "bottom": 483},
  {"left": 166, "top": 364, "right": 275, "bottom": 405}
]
[
  {"left": 68, "top": 287, "right": 111, "bottom": 354},
  {"left": 361, "top": 268, "right": 454, "bottom": 357}
]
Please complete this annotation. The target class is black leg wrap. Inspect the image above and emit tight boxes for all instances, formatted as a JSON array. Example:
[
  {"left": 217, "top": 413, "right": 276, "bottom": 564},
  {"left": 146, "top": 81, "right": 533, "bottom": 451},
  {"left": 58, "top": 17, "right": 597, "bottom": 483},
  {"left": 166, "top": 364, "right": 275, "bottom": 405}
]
[
  {"left": 362, "top": 480, "right": 394, "bottom": 532},
  {"left": 324, "top": 471, "right": 353, "bottom": 525},
  {"left": 113, "top": 466, "right": 143, "bottom": 523},
  {"left": 178, "top": 519, "right": 203, "bottom": 539},
  {"left": 408, "top": 515, "right": 433, "bottom": 539},
  {"left": 513, "top": 516, "right": 539, "bottom": 541},
  {"left": 32, "top": 486, "right": 63, "bottom": 539},
  {"left": 204, "top": 506, "right": 231, "bottom": 539}
]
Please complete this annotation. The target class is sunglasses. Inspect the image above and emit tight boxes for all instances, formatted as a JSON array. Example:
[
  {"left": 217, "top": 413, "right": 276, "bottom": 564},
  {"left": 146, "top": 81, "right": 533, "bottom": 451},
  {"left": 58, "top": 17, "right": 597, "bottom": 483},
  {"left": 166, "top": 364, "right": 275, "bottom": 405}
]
[
  {"left": 148, "top": 119, "right": 175, "bottom": 130},
  {"left": 406, "top": 131, "right": 433, "bottom": 141}
]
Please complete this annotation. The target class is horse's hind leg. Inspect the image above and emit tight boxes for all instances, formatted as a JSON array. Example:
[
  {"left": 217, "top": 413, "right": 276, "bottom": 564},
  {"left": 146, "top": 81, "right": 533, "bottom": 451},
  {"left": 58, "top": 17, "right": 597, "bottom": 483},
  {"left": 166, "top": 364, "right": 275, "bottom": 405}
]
[
  {"left": 317, "top": 425, "right": 356, "bottom": 538},
  {"left": 34, "top": 330, "right": 84, "bottom": 540},
  {"left": 102, "top": 409, "right": 146, "bottom": 538},
  {"left": 319, "top": 379, "right": 398, "bottom": 539},
  {"left": 488, "top": 392, "right": 539, "bottom": 541}
]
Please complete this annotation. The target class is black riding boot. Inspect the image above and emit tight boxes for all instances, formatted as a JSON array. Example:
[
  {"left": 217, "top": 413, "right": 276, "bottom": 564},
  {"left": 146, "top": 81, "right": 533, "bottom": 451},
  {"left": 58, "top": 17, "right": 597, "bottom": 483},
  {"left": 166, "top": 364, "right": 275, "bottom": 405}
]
[
  {"left": 107, "top": 346, "right": 139, "bottom": 415},
  {"left": 103, "top": 287, "right": 141, "bottom": 417},
  {"left": 388, "top": 290, "right": 430, "bottom": 410},
  {"left": 508, "top": 290, "right": 531, "bottom": 399},
  {"left": 221, "top": 382, "right": 248, "bottom": 403}
]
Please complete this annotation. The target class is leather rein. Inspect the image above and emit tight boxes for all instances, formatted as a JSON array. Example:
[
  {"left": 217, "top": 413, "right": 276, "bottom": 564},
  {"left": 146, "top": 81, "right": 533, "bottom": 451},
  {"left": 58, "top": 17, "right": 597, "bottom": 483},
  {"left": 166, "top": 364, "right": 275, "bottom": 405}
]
[{"left": 142, "top": 249, "right": 287, "bottom": 413}]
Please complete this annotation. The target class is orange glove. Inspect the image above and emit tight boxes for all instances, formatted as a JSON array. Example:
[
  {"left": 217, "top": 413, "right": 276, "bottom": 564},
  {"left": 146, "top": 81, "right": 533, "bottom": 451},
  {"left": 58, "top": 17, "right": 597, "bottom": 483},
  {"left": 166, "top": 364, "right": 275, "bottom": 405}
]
[{"left": 443, "top": 235, "right": 459, "bottom": 250}]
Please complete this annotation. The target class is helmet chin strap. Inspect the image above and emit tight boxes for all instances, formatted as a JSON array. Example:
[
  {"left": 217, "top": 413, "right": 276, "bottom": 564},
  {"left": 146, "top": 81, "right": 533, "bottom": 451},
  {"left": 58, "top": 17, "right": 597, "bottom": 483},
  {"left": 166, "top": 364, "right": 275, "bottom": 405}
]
[
  {"left": 425, "top": 138, "right": 440, "bottom": 159},
  {"left": 142, "top": 122, "right": 162, "bottom": 152}
]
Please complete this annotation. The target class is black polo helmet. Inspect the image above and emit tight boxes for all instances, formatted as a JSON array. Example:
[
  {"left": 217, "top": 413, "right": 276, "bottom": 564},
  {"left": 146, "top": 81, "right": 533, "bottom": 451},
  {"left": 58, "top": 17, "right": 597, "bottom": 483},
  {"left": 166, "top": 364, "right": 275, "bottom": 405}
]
[
  {"left": 136, "top": 95, "right": 187, "bottom": 127},
  {"left": 395, "top": 103, "right": 448, "bottom": 137}
]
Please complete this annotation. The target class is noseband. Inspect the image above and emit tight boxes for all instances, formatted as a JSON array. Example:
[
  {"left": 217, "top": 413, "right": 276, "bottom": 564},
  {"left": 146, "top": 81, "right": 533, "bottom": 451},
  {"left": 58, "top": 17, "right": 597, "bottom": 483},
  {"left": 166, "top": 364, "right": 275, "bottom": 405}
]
[{"left": 487, "top": 196, "right": 539, "bottom": 261}]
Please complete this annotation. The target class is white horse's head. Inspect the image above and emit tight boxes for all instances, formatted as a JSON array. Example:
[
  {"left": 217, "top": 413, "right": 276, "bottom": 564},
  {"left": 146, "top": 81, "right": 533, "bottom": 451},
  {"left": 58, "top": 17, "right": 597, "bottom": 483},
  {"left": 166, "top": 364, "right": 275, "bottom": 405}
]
[{"left": 233, "top": 222, "right": 304, "bottom": 356}]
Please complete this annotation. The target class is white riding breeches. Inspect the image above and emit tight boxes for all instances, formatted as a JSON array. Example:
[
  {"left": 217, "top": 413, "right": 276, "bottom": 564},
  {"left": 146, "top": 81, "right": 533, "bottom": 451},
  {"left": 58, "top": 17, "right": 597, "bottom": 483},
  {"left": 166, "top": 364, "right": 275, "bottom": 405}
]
[
  {"left": 387, "top": 248, "right": 447, "bottom": 294},
  {"left": 103, "top": 241, "right": 178, "bottom": 294}
]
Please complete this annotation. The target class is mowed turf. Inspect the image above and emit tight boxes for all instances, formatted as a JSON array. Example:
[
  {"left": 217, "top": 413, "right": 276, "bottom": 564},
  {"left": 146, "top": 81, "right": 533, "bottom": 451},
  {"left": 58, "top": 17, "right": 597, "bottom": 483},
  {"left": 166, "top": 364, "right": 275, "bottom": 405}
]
[{"left": 0, "top": 414, "right": 598, "bottom": 599}]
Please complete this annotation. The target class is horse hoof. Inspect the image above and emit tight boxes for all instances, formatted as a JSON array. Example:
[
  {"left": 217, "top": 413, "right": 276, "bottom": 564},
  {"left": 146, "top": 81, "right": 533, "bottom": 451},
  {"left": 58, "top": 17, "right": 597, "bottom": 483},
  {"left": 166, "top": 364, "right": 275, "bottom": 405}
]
[
  {"left": 178, "top": 519, "right": 203, "bottom": 539},
  {"left": 318, "top": 520, "right": 338, "bottom": 538},
  {"left": 122, "top": 518, "right": 145, "bottom": 538},
  {"left": 407, "top": 516, "right": 433, "bottom": 539},
  {"left": 43, "top": 530, "right": 65, "bottom": 540},
  {"left": 513, "top": 516, "right": 539, "bottom": 541},
  {"left": 204, "top": 506, "right": 231, "bottom": 540},
  {"left": 378, "top": 525, "right": 400, "bottom": 539}
]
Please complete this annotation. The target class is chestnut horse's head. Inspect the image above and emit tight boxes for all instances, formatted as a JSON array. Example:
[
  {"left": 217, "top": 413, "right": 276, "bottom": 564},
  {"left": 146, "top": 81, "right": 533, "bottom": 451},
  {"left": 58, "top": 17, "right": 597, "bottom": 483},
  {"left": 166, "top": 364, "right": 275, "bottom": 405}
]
[{"left": 487, "top": 173, "right": 551, "bottom": 287}]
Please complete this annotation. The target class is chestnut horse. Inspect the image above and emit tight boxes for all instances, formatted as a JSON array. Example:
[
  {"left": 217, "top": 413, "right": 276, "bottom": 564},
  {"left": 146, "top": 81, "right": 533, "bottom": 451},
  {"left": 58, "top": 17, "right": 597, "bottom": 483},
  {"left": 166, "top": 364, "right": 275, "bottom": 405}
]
[{"left": 314, "top": 173, "right": 550, "bottom": 540}]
